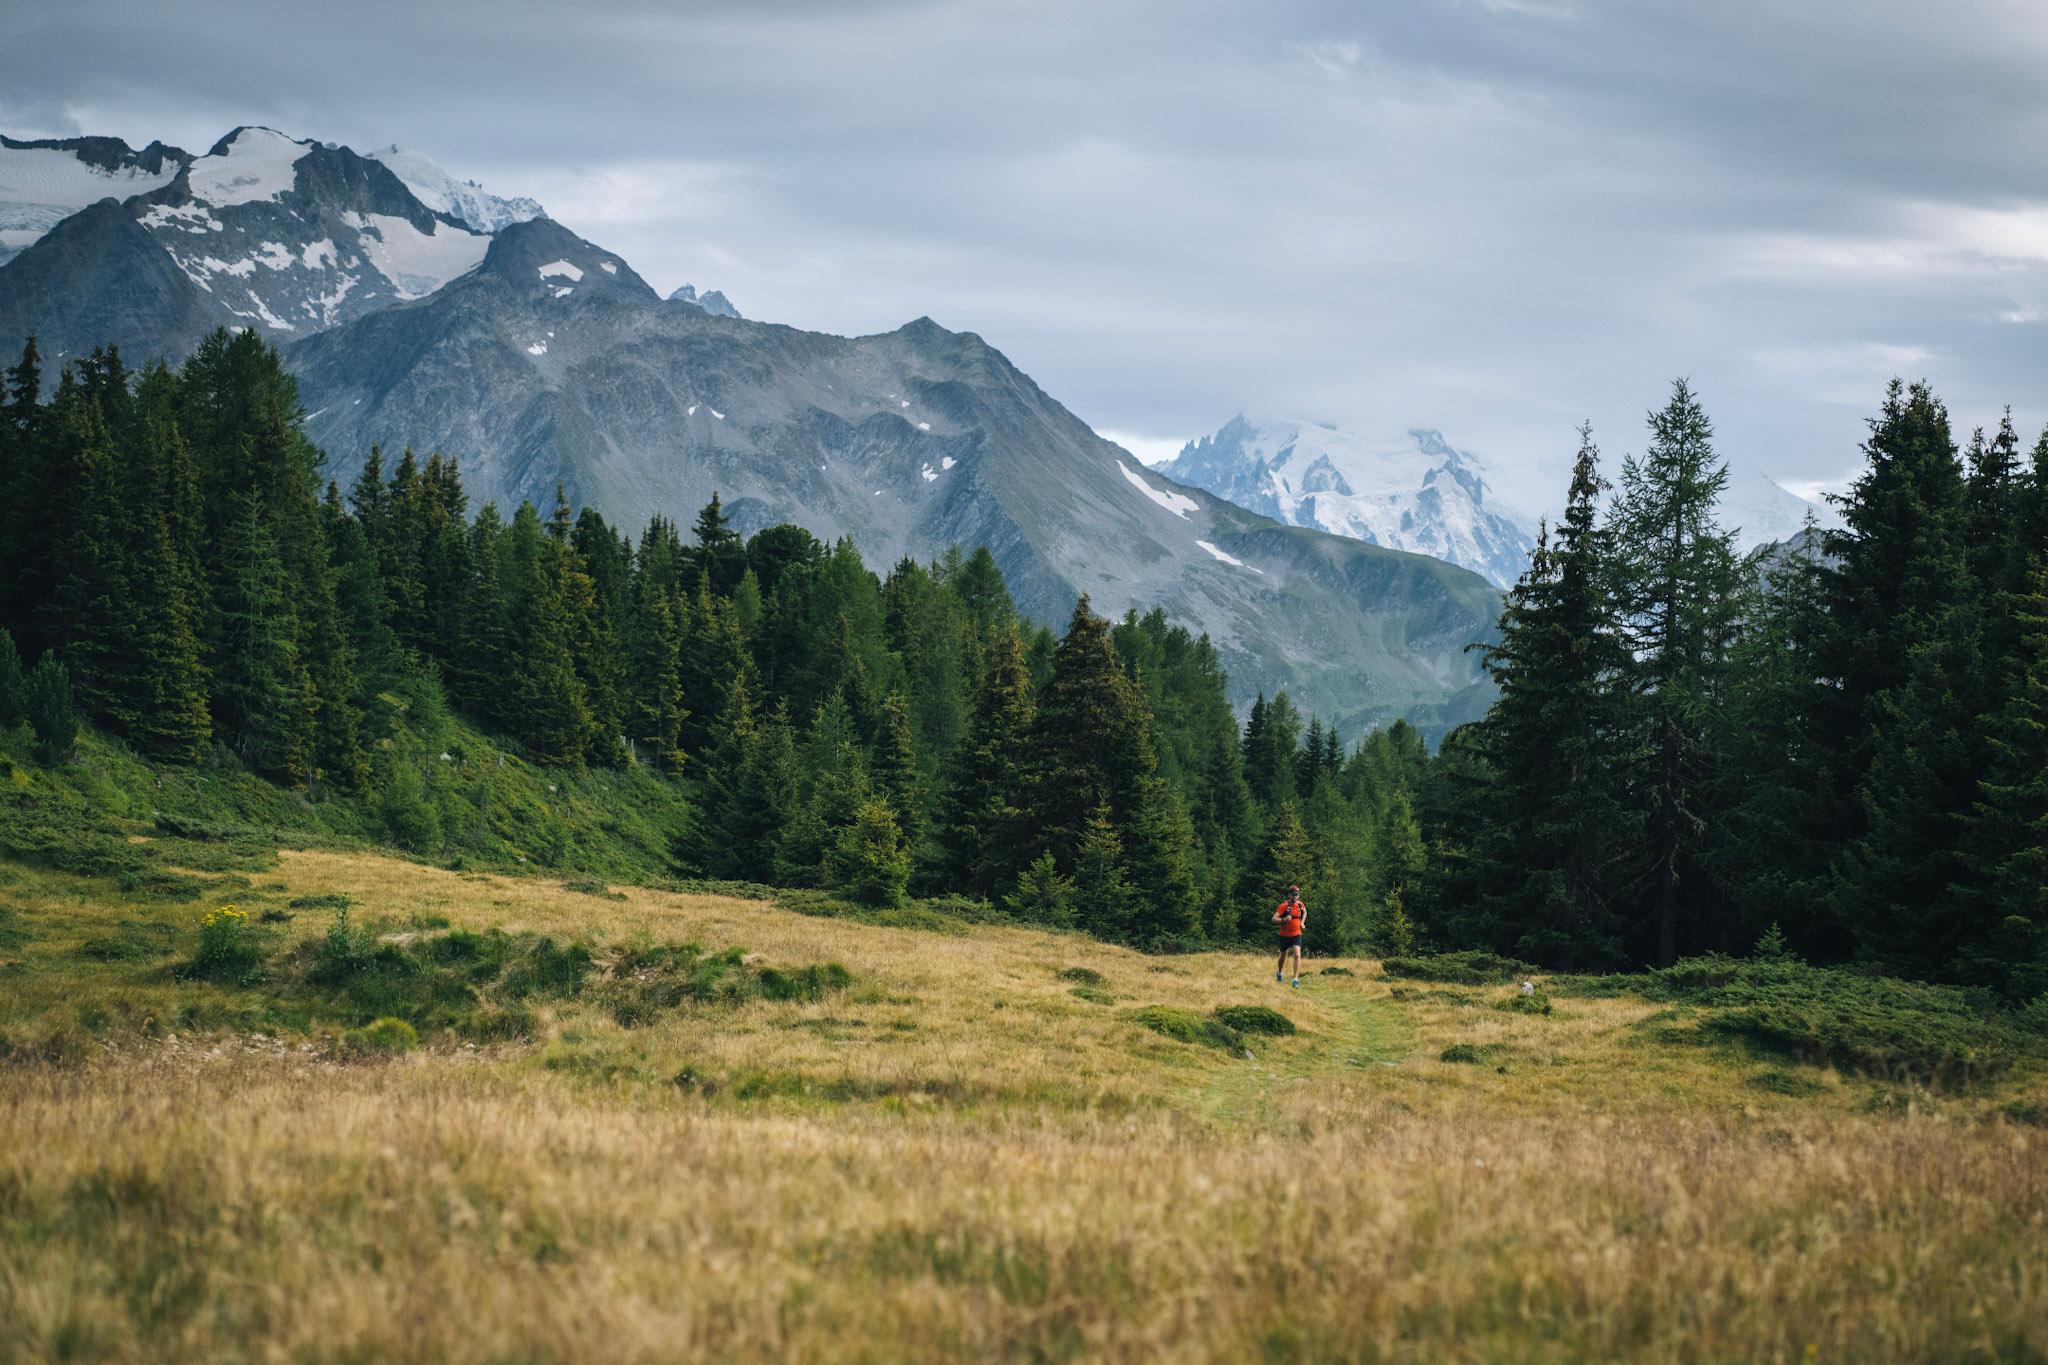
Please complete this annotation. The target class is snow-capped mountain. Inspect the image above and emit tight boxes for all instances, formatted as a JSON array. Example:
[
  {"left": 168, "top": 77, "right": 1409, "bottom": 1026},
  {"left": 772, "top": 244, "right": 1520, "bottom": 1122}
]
[
  {"left": 1717, "top": 468, "right": 1840, "bottom": 549},
  {"left": 0, "top": 126, "right": 505, "bottom": 366},
  {"left": 1160, "top": 415, "right": 1539, "bottom": 587},
  {"left": 0, "top": 124, "right": 1505, "bottom": 735},
  {"left": 668, "top": 283, "right": 741, "bottom": 319},
  {"left": 363, "top": 145, "right": 545, "bottom": 234},
  {"left": 0, "top": 134, "right": 188, "bottom": 265}
]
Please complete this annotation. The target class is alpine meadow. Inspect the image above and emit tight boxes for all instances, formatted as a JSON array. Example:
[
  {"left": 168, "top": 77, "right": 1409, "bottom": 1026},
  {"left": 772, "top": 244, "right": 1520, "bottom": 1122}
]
[{"left": 4, "top": 3, "right": 2048, "bottom": 1361}]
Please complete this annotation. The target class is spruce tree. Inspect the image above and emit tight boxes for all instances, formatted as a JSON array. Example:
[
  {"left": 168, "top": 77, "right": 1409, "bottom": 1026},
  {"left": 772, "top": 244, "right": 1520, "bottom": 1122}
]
[
  {"left": 1005, "top": 852, "right": 1076, "bottom": 926},
  {"left": 1236, "top": 800, "right": 1311, "bottom": 941},
  {"left": 1955, "top": 561, "right": 2048, "bottom": 1000},
  {"left": 213, "top": 494, "right": 315, "bottom": 782},
  {"left": 24, "top": 652, "right": 76, "bottom": 766},
  {"left": 1464, "top": 427, "right": 1634, "bottom": 968},
  {"left": 873, "top": 690, "right": 924, "bottom": 850},
  {"left": 1072, "top": 805, "right": 1134, "bottom": 938},
  {"left": 826, "top": 797, "right": 910, "bottom": 908},
  {"left": 1608, "top": 381, "right": 1744, "bottom": 964},
  {"left": 935, "top": 624, "right": 1036, "bottom": 896},
  {"left": 0, "top": 629, "right": 22, "bottom": 728}
]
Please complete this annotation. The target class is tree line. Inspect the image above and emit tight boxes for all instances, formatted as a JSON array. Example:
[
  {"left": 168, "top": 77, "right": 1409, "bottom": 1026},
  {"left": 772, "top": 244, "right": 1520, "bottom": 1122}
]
[
  {"left": 1415, "top": 378, "right": 2048, "bottom": 1003},
  {"left": 5, "top": 330, "right": 2036, "bottom": 999},
  {"left": 0, "top": 330, "right": 1430, "bottom": 948}
]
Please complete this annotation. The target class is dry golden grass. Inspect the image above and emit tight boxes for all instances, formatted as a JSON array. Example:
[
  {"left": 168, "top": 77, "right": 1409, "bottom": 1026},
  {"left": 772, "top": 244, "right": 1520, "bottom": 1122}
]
[{"left": 2, "top": 848, "right": 2045, "bottom": 1362}]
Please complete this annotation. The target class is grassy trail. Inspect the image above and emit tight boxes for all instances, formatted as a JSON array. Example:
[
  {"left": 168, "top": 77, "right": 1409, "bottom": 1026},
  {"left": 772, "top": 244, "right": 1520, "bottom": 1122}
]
[{"left": 1198, "top": 969, "right": 1414, "bottom": 1126}]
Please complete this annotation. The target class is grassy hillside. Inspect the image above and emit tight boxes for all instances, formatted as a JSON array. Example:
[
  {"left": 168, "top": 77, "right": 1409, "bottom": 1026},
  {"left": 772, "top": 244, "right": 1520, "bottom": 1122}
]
[
  {"left": 1, "top": 837, "right": 2043, "bottom": 1360},
  {"left": 0, "top": 717, "right": 694, "bottom": 890}
]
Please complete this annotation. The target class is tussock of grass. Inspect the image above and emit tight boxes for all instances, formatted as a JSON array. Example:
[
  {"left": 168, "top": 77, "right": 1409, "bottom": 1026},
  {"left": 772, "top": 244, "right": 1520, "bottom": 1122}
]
[{"left": 1213, "top": 1005, "right": 1296, "bottom": 1036}]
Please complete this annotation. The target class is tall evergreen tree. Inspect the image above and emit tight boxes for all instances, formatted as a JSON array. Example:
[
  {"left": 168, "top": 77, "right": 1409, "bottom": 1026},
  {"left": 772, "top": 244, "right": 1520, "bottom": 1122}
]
[
  {"left": 1463, "top": 427, "right": 1634, "bottom": 968},
  {"left": 936, "top": 623, "right": 1036, "bottom": 897},
  {"left": 1608, "top": 382, "right": 1744, "bottom": 964}
]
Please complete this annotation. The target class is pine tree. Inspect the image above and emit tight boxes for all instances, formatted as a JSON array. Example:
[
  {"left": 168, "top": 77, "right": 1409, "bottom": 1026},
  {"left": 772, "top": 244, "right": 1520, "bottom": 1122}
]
[
  {"left": 24, "top": 652, "right": 77, "bottom": 766},
  {"left": 1812, "top": 382, "right": 1979, "bottom": 974},
  {"left": 1608, "top": 381, "right": 1744, "bottom": 964},
  {"left": 1005, "top": 852, "right": 1076, "bottom": 926},
  {"left": 213, "top": 494, "right": 316, "bottom": 782},
  {"left": 873, "top": 690, "right": 924, "bottom": 848},
  {"left": 1236, "top": 800, "right": 1311, "bottom": 940},
  {"left": 826, "top": 796, "right": 910, "bottom": 908},
  {"left": 623, "top": 561, "right": 687, "bottom": 773},
  {"left": 936, "top": 624, "right": 1036, "bottom": 897},
  {"left": 1955, "top": 562, "right": 2048, "bottom": 1000},
  {"left": 1071, "top": 805, "right": 1134, "bottom": 938},
  {"left": 0, "top": 629, "right": 23, "bottom": 728},
  {"left": 503, "top": 497, "right": 596, "bottom": 765},
  {"left": 1457, "top": 427, "right": 1634, "bottom": 967},
  {"left": 687, "top": 492, "right": 746, "bottom": 595}
]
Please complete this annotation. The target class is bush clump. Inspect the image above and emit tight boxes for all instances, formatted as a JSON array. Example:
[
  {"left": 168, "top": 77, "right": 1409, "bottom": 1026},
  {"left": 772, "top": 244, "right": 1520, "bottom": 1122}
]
[
  {"left": 1214, "top": 1005, "right": 1297, "bottom": 1036},
  {"left": 1439, "top": 1043, "right": 1484, "bottom": 1064},
  {"left": 1057, "top": 967, "right": 1106, "bottom": 987},
  {"left": 1129, "top": 1006, "right": 1244, "bottom": 1053},
  {"left": 185, "top": 905, "right": 262, "bottom": 985},
  {"left": 1383, "top": 951, "right": 1536, "bottom": 985},
  {"left": 343, "top": 1016, "right": 418, "bottom": 1056},
  {"left": 1496, "top": 988, "right": 1555, "bottom": 1016},
  {"left": 1629, "top": 955, "right": 2039, "bottom": 1088}
]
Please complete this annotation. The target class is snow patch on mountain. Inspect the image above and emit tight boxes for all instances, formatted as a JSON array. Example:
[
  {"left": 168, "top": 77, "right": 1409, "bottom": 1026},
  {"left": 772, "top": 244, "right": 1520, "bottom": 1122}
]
[
  {"left": 1118, "top": 460, "right": 1197, "bottom": 518},
  {"left": 363, "top": 145, "right": 544, "bottom": 233},
  {"left": 1717, "top": 468, "right": 1841, "bottom": 550},
  {"left": 1162, "top": 416, "right": 1537, "bottom": 587},
  {"left": 0, "top": 136, "right": 185, "bottom": 262},
  {"left": 187, "top": 128, "right": 309, "bottom": 207},
  {"left": 1197, "top": 540, "right": 1262, "bottom": 573},
  {"left": 342, "top": 211, "right": 488, "bottom": 299}
]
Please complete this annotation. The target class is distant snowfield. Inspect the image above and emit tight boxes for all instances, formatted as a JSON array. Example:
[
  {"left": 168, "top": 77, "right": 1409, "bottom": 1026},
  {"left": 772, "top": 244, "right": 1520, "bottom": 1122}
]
[
  {"left": 1197, "top": 539, "right": 1263, "bottom": 573},
  {"left": 1118, "top": 460, "right": 1197, "bottom": 518},
  {"left": 343, "top": 211, "right": 489, "bottom": 299},
  {"left": 188, "top": 128, "right": 308, "bottom": 207},
  {"left": 0, "top": 142, "right": 182, "bottom": 258}
]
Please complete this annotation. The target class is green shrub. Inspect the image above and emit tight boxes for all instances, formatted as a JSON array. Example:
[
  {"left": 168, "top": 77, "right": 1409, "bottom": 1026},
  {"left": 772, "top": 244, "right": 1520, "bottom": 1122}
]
[
  {"left": 343, "top": 1017, "right": 418, "bottom": 1055},
  {"left": 1057, "top": 967, "right": 1107, "bottom": 987},
  {"left": 287, "top": 893, "right": 351, "bottom": 911},
  {"left": 1748, "top": 1067, "right": 1824, "bottom": 1096},
  {"left": 1214, "top": 1005, "right": 1297, "bottom": 1036},
  {"left": 1439, "top": 1043, "right": 1483, "bottom": 1064},
  {"left": 1496, "top": 989, "right": 1555, "bottom": 1016},
  {"left": 117, "top": 869, "right": 209, "bottom": 902},
  {"left": 1633, "top": 956, "right": 2037, "bottom": 1088},
  {"left": 500, "top": 938, "right": 594, "bottom": 1000},
  {"left": 1069, "top": 985, "right": 1114, "bottom": 1005},
  {"left": 757, "top": 962, "right": 853, "bottom": 1002},
  {"left": 24, "top": 655, "right": 77, "bottom": 766},
  {"left": 2001, "top": 1099, "right": 2046, "bottom": 1127},
  {"left": 1383, "top": 951, "right": 1536, "bottom": 985},
  {"left": 74, "top": 921, "right": 176, "bottom": 962},
  {"left": 1128, "top": 1006, "right": 1242, "bottom": 1052},
  {"left": 186, "top": 905, "right": 261, "bottom": 985}
]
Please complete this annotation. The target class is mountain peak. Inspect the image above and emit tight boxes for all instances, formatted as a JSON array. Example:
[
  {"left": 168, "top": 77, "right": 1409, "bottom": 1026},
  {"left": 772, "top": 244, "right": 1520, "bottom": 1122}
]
[
  {"left": 363, "top": 144, "right": 545, "bottom": 233},
  {"left": 479, "top": 218, "right": 654, "bottom": 301},
  {"left": 1162, "top": 414, "right": 1536, "bottom": 587},
  {"left": 667, "top": 283, "right": 741, "bottom": 318}
]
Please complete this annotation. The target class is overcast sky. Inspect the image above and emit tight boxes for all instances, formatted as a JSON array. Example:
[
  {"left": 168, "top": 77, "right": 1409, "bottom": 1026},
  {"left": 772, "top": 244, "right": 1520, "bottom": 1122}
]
[{"left": 8, "top": 0, "right": 2047, "bottom": 509}]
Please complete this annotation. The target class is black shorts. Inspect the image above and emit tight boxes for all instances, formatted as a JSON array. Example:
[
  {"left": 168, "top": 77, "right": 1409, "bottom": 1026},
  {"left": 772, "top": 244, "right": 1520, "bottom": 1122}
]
[{"left": 1278, "top": 935, "right": 1301, "bottom": 952}]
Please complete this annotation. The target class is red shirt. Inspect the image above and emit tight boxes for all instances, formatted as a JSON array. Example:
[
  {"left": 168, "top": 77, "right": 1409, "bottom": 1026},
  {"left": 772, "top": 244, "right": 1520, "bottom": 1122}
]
[{"left": 1275, "top": 900, "right": 1305, "bottom": 937}]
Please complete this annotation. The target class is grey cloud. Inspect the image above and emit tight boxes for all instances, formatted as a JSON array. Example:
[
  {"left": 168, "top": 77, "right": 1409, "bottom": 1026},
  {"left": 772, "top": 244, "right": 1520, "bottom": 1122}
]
[{"left": 4, "top": 0, "right": 2045, "bottom": 510}]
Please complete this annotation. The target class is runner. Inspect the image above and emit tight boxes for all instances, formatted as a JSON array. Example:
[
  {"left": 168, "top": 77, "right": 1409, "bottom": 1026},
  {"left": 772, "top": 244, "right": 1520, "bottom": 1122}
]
[{"left": 1273, "top": 885, "right": 1305, "bottom": 987}]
